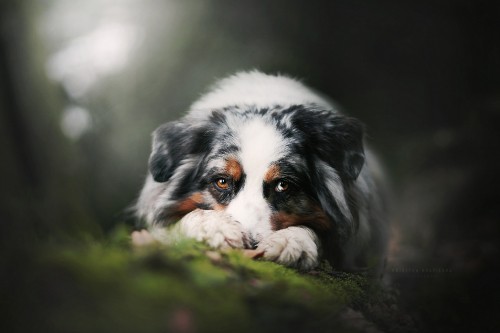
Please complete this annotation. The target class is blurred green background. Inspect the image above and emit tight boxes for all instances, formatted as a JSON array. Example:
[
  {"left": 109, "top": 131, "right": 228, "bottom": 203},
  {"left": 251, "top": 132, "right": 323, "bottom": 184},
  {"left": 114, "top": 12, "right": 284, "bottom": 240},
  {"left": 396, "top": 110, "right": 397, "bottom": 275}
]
[{"left": 1, "top": 0, "right": 499, "bottom": 332}]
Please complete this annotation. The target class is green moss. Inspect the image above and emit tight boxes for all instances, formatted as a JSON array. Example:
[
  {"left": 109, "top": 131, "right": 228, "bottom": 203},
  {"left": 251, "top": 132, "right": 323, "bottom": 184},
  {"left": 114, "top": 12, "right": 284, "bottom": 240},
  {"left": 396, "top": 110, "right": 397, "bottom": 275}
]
[{"left": 11, "top": 227, "right": 374, "bottom": 333}]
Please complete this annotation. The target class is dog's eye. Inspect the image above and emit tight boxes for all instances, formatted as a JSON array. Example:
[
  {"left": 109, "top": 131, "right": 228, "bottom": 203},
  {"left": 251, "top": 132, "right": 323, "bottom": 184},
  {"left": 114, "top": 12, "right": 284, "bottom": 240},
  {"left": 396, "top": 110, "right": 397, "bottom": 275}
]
[
  {"left": 275, "top": 180, "right": 289, "bottom": 193},
  {"left": 215, "top": 177, "right": 230, "bottom": 190}
]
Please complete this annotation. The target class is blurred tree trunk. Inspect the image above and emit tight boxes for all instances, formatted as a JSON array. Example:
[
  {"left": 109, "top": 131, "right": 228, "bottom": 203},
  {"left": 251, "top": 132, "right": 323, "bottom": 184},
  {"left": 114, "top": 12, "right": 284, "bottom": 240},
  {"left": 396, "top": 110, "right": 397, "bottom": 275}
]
[{"left": 0, "top": 0, "right": 99, "bottom": 252}]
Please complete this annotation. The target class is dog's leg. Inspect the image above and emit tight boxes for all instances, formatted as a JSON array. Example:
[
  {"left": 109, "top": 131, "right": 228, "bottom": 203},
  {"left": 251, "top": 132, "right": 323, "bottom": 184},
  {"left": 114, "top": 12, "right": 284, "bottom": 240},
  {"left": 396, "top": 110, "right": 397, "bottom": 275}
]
[
  {"left": 139, "top": 209, "right": 246, "bottom": 249},
  {"left": 256, "top": 226, "right": 320, "bottom": 270},
  {"left": 175, "top": 209, "right": 247, "bottom": 249},
  {"left": 131, "top": 229, "right": 157, "bottom": 246}
]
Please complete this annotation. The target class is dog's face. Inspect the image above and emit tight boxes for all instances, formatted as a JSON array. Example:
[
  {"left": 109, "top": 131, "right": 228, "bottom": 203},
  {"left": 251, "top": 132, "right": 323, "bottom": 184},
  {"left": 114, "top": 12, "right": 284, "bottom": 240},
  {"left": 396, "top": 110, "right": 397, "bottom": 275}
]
[{"left": 149, "top": 105, "right": 365, "bottom": 249}]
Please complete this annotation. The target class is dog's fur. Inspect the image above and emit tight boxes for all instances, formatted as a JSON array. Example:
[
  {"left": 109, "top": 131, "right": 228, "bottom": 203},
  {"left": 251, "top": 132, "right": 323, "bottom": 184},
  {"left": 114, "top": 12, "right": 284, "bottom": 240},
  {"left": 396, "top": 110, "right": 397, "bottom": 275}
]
[{"left": 136, "top": 71, "right": 388, "bottom": 273}]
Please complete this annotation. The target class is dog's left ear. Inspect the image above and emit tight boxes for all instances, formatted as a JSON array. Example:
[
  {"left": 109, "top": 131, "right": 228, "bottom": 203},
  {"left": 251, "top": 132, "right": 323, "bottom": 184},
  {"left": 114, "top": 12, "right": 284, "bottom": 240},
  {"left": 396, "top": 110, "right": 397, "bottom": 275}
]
[{"left": 291, "top": 108, "right": 365, "bottom": 180}]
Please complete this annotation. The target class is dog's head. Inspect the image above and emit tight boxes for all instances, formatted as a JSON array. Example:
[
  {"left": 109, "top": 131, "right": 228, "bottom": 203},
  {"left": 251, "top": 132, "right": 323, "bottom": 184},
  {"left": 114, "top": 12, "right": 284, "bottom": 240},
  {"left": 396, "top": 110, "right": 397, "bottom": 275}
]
[{"left": 148, "top": 105, "right": 365, "bottom": 253}]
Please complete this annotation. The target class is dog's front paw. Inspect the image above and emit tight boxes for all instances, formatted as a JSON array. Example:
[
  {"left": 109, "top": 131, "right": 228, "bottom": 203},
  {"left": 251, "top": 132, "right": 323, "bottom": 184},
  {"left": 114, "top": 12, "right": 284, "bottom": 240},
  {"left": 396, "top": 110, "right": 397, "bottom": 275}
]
[
  {"left": 257, "top": 226, "right": 319, "bottom": 271},
  {"left": 178, "top": 209, "right": 246, "bottom": 249},
  {"left": 131, "top": 229, "right": 157, "bottom": 246}
]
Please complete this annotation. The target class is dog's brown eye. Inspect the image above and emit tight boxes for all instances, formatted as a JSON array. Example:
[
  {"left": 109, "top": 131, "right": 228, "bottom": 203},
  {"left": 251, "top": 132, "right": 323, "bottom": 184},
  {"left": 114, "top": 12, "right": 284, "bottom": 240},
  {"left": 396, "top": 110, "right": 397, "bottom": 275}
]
[
  {"left": 215, "top": 178, "right": 230, "bottom": 190},
  {"left": 275, "top": 180, "right": 289, "bottom": 193}
]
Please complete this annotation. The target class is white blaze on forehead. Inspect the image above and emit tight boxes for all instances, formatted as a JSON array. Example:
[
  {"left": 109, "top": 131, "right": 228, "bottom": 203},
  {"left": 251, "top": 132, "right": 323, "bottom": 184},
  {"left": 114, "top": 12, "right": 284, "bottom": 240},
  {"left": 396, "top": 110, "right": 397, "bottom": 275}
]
[
  {"left": 225, "top": 118, "right": 288, "bottom": 241},
  {"left": 238, "top": 118, "right": 287, "bottom": 175}
]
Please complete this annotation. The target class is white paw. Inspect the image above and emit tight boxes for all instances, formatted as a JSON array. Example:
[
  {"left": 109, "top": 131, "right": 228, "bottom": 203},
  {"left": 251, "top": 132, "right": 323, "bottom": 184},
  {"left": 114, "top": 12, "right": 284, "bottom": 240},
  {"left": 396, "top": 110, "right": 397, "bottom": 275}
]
[
  {"left": 178, "top": 209, "right": 246, "bottom": 249},
  {"left": 131, "top": 229, "right": 157, "bottom": 246},
  {"left": 256, "top": 226, "right": 320, "bottom": 270}
]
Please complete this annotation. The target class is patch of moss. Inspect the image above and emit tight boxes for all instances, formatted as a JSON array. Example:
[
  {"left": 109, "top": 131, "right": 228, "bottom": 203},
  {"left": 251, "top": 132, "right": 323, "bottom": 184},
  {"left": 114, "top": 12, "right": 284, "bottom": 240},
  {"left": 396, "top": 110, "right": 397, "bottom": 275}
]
[{"left": 6, "top": 226, "right": 375, "bottom": 333}]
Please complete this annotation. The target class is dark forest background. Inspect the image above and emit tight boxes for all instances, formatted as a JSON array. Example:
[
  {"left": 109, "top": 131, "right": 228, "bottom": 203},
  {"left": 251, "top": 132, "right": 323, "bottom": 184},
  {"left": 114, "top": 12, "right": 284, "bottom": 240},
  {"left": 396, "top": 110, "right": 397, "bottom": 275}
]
[{"left": 1, "top": 0, "right": 499, "bottom": 332}]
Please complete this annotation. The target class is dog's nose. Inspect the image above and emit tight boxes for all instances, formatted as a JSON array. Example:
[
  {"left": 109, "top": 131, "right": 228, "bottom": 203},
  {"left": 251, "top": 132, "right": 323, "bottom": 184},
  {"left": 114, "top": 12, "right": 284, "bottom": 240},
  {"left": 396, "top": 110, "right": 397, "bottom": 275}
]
[
  {"left": 249, "top": 238, "right": 259, "bottom": 250},
  {"left": 243, "top": 233, "right": 259, "bottom": 249}
]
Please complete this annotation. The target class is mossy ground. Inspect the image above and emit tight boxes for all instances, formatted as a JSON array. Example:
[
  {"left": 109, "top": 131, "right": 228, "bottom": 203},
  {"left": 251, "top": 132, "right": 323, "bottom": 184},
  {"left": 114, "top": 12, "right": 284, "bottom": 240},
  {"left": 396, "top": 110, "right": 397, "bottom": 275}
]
[{"left": 2, "top": 226, "right": 401, "bottom": 333}]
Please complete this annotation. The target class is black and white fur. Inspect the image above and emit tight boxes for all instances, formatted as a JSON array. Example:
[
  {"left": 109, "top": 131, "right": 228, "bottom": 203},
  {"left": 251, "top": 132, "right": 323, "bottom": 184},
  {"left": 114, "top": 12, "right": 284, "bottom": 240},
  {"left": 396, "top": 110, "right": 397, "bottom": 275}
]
[{"left": 136, "top": 71, "right": 388, "bottom": 273}]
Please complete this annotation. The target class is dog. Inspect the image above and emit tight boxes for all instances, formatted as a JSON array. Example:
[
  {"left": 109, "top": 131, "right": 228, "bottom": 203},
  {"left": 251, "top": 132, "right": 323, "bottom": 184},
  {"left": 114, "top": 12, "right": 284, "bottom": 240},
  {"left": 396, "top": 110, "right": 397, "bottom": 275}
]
[{"left": 134, "top": 71, "right": 388, "bottom": 273}]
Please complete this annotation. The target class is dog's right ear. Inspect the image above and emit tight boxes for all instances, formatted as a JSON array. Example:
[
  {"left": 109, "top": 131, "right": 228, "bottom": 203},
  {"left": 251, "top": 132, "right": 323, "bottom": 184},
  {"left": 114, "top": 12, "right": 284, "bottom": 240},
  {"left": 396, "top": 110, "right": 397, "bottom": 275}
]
[{"left": 148, "top": 121, "right": 209, "bottom": 183}]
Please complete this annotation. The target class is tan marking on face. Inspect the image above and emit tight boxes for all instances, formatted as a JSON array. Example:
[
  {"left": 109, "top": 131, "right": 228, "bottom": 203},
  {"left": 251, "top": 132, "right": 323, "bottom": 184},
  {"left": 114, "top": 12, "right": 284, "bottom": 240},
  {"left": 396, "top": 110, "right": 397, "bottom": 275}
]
[
  {"left": 264, "top": 164, "right": 281, "bottom": 183},
  {"left": 224, "top": 158, "right": 242, "bottom": 181},
  {"left": 175, "top": 192, "right": 204, "bottom": 217},
  {"left": 270, "top": 205, "right": 331, "bottom": 232}
]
